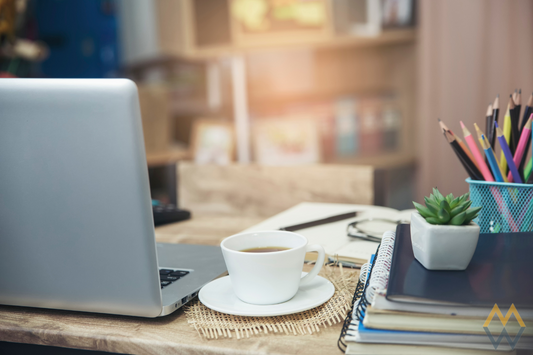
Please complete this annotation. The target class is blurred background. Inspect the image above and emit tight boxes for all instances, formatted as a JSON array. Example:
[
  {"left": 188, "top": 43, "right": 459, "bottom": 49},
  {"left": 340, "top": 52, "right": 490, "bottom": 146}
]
[{"left": 2, "top": 0, "right": 532, "bottom": 211}]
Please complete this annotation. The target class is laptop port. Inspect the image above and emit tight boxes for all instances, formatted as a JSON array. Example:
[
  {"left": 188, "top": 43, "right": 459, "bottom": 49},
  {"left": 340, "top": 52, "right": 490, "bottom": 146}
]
[{"left": 182, "top": 296, "right": 188, "bottom": 304}]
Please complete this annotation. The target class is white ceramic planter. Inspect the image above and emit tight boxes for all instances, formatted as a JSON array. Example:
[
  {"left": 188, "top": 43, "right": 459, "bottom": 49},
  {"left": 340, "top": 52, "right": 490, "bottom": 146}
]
[{"left": 410, "top": 212, "right": 480, "bottom": 271}]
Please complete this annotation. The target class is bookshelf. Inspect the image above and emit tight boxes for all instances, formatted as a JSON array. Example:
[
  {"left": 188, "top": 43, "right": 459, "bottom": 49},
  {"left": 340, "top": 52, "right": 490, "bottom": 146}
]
[
  {"left": 172, "top": 29, "right": 416, "bottom": 59},
  {"left": 127, "top": 0, "right": 418, "bottom": 178}
]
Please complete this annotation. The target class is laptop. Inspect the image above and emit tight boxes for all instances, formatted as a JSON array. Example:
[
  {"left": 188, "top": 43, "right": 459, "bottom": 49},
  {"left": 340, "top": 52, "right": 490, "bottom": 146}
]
[{"left": 0, "top": 79, "right": 227, "bottom": 317}]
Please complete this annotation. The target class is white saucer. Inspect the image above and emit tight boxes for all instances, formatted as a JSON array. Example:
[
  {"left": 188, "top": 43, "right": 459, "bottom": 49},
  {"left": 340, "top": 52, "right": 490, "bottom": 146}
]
[{"left": 199, "top": 273, "right": 335, "bottom": 317}]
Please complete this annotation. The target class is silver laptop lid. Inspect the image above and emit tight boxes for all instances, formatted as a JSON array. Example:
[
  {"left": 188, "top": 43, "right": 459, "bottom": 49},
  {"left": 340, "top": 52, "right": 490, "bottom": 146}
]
[{"left": 0, "top": 79, "right": 162, "bottom": 317}]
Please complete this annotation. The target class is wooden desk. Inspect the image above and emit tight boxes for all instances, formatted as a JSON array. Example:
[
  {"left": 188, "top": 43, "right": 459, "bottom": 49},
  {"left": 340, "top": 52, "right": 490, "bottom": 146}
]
[{"left": 0, "top": 216, "right": 346, "bottom": 355}]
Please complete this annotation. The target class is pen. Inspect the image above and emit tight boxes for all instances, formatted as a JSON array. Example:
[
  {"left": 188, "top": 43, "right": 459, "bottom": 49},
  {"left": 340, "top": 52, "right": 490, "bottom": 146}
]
[{"left": 279, "top": 211, "right": 358, "bottom": 231}]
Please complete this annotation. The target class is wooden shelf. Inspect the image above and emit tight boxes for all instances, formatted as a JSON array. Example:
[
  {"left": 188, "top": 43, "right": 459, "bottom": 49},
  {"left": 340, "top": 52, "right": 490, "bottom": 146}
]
[{"left": 186, "top": 29, "right": 416, "bottom": 59}]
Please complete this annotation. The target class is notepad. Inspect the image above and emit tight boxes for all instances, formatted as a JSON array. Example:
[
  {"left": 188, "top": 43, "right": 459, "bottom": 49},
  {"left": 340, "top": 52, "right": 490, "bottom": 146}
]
[{"left": 242, "top": 202, "right": 414, "bottom": 266}]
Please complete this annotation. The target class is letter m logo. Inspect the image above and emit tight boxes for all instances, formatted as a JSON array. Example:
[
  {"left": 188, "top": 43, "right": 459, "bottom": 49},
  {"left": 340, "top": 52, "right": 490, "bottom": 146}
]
[{"left": 484, "top": 304, "right": 526, "bottom": 350}]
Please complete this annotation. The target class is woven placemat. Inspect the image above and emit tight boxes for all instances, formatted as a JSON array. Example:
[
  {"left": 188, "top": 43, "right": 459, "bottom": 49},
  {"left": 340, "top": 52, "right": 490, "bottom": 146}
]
[{"left": 185, "top": 263, "right": 359, "bottom": 339}]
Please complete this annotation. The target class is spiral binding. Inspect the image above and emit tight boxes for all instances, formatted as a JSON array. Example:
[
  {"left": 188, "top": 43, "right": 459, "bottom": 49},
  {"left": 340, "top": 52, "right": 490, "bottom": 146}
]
[{"left": 337, "top": 231, "right": 396, "bottom": 353}]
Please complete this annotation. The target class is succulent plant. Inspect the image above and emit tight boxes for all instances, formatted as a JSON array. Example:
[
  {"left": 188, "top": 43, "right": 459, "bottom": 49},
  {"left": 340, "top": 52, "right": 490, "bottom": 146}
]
[{"left": 413, "top": 188, "right": 481, "bottom": 225}]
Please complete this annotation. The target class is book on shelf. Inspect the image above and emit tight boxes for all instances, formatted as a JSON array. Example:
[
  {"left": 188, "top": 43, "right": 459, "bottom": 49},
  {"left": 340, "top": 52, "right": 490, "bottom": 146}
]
[
  {"left": 242, "top": 202, "right": 413, "bottom": 266},
  {"left": 338, "top": 225, "right": 533, "bottom": 353},
  {"left": 250, "top": 93, "right": 402, "bottom": 164}
]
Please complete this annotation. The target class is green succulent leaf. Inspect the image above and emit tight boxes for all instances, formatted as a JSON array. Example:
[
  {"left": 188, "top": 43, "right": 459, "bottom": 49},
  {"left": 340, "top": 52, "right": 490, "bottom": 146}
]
[
  {"left": 446, "top": 193, "right": 454, "bottom": 204},
  {"left": 464, "top": 206, "right": 482, "bottom": 222},
  {"left": 413, "top": 202, "right": 433, "bottom": 218},
  {"left": 418, "top": 190, "right": 480, "bottom": 226},
  {"left": 433, "top": 188, "right": 445, "bottom": 203},
  {"left": 467, "top": 205, "right": 481, "bottom": 214},
  {"left": 440, "top": 200, "right": 451, "bottom": 213},
  {"left": 458, "top": 192, "right": 470, "bottom": 204},
  {"left": 424, "top": 197, "right": 440, "bottom": 214},
  {"left": 450, "top": 196, "right": 462, "bottom": 209},
  {"left": 461, "top": 200, "right": 473, "bottom": 211},
  {"left": 450, "top": 204, "right": 465, "bottom": 218},
  {"left": 437, "top": 208, "right": 450, "bottom": 223},
  {"left": 425, "top": 195, "right": 440, "bottom": 207},
  {"left": 450, "top": 211, "right": 466, "bottom": 225},
  {"left": 426, "top": 217, "right": 443, "bottom": 225}
]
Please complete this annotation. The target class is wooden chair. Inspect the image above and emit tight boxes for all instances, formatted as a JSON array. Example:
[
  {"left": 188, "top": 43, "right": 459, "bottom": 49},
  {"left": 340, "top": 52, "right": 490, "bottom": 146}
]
[{"left": 178, "top": 162, "right": 374, "bottom": 218}]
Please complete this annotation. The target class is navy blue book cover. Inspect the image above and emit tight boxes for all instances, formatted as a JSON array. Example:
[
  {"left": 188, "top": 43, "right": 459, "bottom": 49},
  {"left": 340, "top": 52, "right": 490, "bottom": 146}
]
[{"left": 387, "top": 224, "right": 533, "bottom": 308}]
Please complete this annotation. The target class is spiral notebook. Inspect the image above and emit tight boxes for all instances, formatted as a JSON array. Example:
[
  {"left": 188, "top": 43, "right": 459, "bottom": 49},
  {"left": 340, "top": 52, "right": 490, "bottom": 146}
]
[
  {"left": 337, "top": 231, "right": 393, "bottom": 351},
  {"left": 337, "top": 225, "right": 532, "bottom": 353}
]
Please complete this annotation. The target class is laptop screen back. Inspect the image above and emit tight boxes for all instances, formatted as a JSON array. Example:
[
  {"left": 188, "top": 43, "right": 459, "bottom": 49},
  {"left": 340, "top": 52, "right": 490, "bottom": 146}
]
[{"left": 0, "top": 79, "right": 162, "bottom": 317}]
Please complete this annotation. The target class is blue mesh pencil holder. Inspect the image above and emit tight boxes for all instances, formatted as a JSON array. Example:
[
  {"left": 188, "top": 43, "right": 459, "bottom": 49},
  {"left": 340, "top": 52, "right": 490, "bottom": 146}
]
[{"left": 467, "top": 178, "right": 533, "bottom": 233}]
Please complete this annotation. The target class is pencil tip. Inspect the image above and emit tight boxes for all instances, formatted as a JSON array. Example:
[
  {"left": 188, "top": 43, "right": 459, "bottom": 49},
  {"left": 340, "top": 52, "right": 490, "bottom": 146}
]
[
  {"left": 494, "top": 121, "right": 499, "bottom": 128},
  {"left": 519, "top": 89, "right": 522, "bottom": 94},
  {"left": 437, "top": 118, "right": 441, "bottom": 122},
  {"left": 460, "top": 121, "right": 465, "bottom": 129}
]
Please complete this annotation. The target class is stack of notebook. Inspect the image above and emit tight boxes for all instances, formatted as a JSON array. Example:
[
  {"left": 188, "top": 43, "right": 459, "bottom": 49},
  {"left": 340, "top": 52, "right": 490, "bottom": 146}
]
[{"left": 339, "top": 225, "right": 533, "bottom": 354}]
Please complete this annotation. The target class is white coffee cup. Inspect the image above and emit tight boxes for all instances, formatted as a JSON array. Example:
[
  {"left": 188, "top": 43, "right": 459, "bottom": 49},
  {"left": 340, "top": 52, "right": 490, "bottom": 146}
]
[{"left": 220, "top": 230, "right": 326, "bottom": 305}]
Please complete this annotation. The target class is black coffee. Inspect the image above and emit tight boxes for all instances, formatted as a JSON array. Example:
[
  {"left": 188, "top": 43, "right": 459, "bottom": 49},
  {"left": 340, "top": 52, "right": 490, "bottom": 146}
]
[{"left": 240, "top": 246, "right": 290, "bottom": 253}]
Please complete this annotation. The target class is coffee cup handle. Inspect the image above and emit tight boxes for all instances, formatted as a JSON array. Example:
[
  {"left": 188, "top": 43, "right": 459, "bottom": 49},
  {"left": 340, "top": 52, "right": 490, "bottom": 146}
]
[{"left": 299, "top": 244, "right": 326, "bottom": 286}]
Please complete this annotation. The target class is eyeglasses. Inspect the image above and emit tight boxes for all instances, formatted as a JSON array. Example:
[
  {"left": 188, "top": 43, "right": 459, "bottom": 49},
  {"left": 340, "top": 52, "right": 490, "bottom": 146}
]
[{"left": 347, "top": 217, "right": 408, "bottom": 242}]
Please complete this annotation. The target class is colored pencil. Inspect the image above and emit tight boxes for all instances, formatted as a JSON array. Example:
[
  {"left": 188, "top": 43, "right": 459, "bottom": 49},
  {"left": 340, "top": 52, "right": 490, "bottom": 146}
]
[
  {"left": 500, "top": 106, "right": 512, "bottom": 174},
  {"left": 520, "top": 92, "right": 533, "bottom": 133},
  {"left": 524, "top": 157, "right": 533, "bottom": 184},
  {"left": 529, "top": 125, "right": 533, "bottom": 184},
  {"left": 484, "top": 104, "right": 493, "bottom": 166},
  {"left": 444, "top": 131, "right": 483, "bottom": 180},
  {"left": 515, "top": 88, "right": 522, "bottom": 121},
  {"left": 481, "top": 134, "right": 504, "bottom": 182},
  {"left": 485, "top": 103, "right": 493, "bottom": 145},
  {"left": 507, "top": 115, "right": 532, "bottom": 182},
  {"left": 518, "top": 93, "right": 533, "bottom": 175},
  {"left": 474, "top": 123, "right": 508, "bottom": 182},
  {"left": 491, "top": 94, "right": 500, "bottom": 149},
  {"left": 495, "top": 121, "right": 522, "bottom": 183},
  {"left": 460, "top": 121, "right": 494, "bottom": 181},
  {"left": 438, "top": 119, "right": 480, "bottom": 170},
  {"left": 510, "top": 93, "right": 520, "bottom": 153}
]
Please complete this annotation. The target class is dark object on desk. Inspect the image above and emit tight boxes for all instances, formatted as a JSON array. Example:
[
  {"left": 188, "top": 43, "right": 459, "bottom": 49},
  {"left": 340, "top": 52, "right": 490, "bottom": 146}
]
[
  {"left": 152, "top": 200, "right": 191, "bottom": 226},
  {"left": 387, "top": 224, "right": 533, "bottom": 308},
  {"left": 279, "top": 211, "right": 357, "bottom": 232}
]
